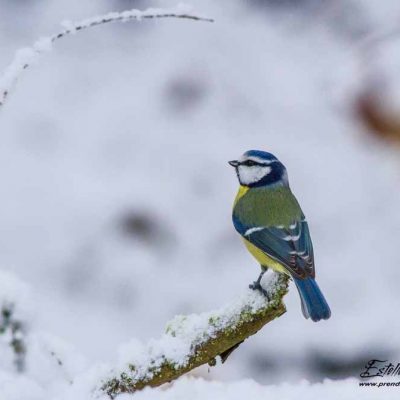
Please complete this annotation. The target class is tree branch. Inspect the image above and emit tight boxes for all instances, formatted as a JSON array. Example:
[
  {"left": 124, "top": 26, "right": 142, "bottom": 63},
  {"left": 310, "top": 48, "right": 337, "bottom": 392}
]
[
  {"left": 101, "top": 272, "right": 290, "bottom": 397},
  {"left": 0, "top": 7, "right": 213, "bottom": 109}
]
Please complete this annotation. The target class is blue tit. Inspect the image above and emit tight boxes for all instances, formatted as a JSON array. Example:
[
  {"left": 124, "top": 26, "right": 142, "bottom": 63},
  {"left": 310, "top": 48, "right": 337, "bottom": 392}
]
[{"left": 229, "top": 150, "right": 331, "bottom": 322}]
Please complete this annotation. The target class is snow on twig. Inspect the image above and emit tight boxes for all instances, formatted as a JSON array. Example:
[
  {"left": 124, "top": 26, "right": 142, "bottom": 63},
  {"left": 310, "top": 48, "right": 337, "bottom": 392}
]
[
  {"left": 0, "top": 6, "right": 213, "bottom": 109},
  {"left": 102, "top": 272, "right": 289, "bottom": 396}
]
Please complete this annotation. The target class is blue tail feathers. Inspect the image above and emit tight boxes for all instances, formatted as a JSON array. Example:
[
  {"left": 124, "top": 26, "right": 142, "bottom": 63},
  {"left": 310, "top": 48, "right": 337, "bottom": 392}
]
[{"left": 294, "top": 277, "right": 331, "bottom": 322}]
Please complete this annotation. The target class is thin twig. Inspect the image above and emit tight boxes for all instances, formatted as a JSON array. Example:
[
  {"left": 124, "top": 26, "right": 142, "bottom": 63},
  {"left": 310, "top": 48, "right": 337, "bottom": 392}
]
[{"left": 0, "top": 8, "right": 213, "bottom": 109}]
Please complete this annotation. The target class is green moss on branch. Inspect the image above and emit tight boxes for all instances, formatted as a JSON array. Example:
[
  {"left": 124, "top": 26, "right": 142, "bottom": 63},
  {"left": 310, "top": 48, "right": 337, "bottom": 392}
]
[{"left": 102, "top": 273, "right": 290, "bottom": 397}]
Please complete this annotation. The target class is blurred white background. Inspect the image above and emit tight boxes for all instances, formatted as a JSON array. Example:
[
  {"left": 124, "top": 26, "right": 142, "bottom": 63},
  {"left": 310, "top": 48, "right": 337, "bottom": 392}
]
[{"left": 1, "top": 0, "right": 400, "bottom": 390}]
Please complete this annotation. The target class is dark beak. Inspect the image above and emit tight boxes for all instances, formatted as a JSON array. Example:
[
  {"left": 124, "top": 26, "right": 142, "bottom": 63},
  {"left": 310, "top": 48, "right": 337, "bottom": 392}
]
[{"left": 228, "top": 160, "right": 240, "bottom": 167}]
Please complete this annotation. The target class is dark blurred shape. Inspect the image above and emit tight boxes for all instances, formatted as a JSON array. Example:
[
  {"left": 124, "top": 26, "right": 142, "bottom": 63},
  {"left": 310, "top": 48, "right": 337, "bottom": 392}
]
[
  {"left": 164, "top": 74, "right": 207, "bottom": 113},
  {"left": 309, "top": 348, "right": 395, "bottom": 380},
  {"left": 355, "top": 86, "right": 400, "bottom": 144},
  {"left": 119, "top": 210, "right": 159, "bottom": 241},
  {"left": 249, "top": 351, "right": 280, "bottom": 375},
  {"left": 247, "top": 347, "right": 395, "bottom": 382},
  {"left": 117, "top": 209, "right": 175, "bottom": 249}
]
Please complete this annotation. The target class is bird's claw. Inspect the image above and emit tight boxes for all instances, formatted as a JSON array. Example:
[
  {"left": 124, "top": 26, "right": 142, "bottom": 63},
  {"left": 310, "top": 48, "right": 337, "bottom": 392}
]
[
  {"left": 249, "top": 281, "right": 270, "bottom": 301},
  {"left": 248, "top": 281, "right": 257, "bottom": 290}
]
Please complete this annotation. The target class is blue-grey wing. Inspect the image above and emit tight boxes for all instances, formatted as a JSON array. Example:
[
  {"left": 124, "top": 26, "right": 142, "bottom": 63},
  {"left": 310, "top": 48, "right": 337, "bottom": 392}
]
[{"left": 243, "top": 219, "right": 315, "bottom": 279}]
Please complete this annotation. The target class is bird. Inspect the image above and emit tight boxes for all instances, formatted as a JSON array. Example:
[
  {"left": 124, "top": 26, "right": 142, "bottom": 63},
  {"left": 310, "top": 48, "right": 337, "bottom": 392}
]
[{"left": 229, "top": 150, "right": 331, "bottom": 322}]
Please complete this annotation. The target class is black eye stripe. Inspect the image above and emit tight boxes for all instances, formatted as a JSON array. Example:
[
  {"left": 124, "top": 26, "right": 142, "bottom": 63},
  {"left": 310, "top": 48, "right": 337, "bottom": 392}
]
[{"left": 240, "top": 160, "right": 268, "bottom": 167}]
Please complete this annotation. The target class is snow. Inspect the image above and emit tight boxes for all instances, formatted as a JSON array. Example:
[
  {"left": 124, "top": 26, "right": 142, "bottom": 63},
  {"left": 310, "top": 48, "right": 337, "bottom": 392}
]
[
  {"left": 110, "top": 271, "right": 282, "bottom": 388},
  {"left": 121, "top": 376, "right": 400, "bottom": 400},
  {"left": 0, "top": 270, "right": 31, "bottom": 314},
  {"left": 164, "top": 270, "right": 283, "bottom": 343},
  {"left": 0, "top": 372, "right": 45, "bottom": 400},
  {"left": 0, "top": 258, "right": 283, "bottom": 398},
  {"left": 1, "top": 0, "right": 400, "bottom": 398}
]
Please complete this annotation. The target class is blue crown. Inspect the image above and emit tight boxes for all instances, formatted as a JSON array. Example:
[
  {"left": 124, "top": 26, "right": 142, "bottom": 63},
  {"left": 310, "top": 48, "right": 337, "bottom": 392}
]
[{"left": 244, "top": 150, "right": 279, "bottom": 162}]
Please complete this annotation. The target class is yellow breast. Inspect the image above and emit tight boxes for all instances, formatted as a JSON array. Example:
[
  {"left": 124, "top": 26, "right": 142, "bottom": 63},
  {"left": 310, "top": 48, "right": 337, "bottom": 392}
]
[
  {"left": 233, "top": 185, "right": 249, "bottom": 207},
  {"left": 243, "top": 238, "right": 289, "bottom": 275},
  {"left": 234, "top": 185, "right": 289, "bottom": 275}
]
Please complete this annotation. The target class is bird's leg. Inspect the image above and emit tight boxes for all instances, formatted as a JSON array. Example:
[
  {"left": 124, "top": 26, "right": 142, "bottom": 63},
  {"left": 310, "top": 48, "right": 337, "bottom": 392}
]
[
  {"left": 249, "top": 270, "right": 265, "bottom": 288},
  {"left": 249, "top": 266, "right": 270, "bottom": 300}
]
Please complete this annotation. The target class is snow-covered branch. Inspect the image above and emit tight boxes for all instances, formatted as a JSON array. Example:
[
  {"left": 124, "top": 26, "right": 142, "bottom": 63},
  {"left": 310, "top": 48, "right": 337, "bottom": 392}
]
[
  {"left": 102, "top": 272, "right": 289, "bottom": 397},
  {"left": 0, "top": 7, "right": 213, "bottom": 109},
  {"left": 0, "top": 269, "right": 289, "bottom": 399}
]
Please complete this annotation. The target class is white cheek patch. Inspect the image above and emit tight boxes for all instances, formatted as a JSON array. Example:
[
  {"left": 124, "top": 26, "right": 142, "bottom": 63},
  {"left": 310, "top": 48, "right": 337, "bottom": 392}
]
[{"left": 238, "top": 165, "right": 272, "bottom": 185}]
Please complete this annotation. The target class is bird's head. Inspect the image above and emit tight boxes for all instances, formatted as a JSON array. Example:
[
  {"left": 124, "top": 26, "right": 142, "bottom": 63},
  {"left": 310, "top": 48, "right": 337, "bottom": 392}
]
[{"left": 229, "top": 150, "right": 288, "bottom": 187}]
